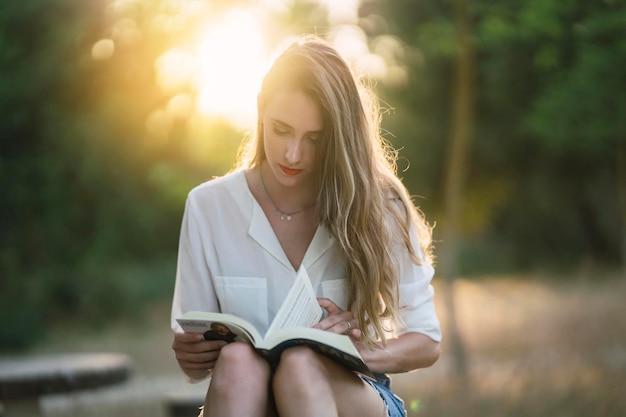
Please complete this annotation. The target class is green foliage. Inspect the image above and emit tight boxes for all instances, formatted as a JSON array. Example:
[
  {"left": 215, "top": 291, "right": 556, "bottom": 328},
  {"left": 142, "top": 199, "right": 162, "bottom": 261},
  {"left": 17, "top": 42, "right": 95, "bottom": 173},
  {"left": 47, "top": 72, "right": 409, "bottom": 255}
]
[
  {"left": 370, "top": 0, "right": 624, "bottom": 273},
  {"left": 0, "top": 0, "right": 200, "bottom": 349},
  {"left": 0, "top": 0, "right": 329, "bottom": 350},
  {"left": 526, "top": 10, "right": 626, "bottom": 152}
]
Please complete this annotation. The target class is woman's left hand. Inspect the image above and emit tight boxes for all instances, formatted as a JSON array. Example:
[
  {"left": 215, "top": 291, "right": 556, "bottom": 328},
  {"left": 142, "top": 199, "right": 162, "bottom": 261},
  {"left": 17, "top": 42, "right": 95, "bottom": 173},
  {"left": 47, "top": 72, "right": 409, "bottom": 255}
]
[
  {"left": 314, "top": 298, "right": 360, "bottom": 338},
  {"left": 315, "top": 299, "right": 441, "bottom": 374}
]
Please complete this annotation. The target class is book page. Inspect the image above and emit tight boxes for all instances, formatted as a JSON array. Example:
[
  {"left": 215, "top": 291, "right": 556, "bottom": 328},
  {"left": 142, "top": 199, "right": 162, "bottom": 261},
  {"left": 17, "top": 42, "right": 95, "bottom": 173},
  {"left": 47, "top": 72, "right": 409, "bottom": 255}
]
[{"left": 265, "top": 267, "right": 323, "bottom": 336}]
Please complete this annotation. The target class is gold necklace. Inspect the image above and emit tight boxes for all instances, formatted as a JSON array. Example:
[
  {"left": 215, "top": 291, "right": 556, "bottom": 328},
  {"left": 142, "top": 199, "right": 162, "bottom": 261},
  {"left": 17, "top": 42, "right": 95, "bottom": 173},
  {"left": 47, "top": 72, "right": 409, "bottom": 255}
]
[{"left": 259, "top": 166, "right": 315, "bottom": 221}]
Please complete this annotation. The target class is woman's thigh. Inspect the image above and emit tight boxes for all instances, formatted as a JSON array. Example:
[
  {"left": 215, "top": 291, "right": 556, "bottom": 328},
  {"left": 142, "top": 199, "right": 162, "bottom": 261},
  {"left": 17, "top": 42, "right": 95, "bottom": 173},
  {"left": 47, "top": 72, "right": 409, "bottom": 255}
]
[
  {"left": 204, "top": 343, "right": 272, "bottom": 417},
  {"left": 273, "top": 347, "right": 389, "bottom": 417}
]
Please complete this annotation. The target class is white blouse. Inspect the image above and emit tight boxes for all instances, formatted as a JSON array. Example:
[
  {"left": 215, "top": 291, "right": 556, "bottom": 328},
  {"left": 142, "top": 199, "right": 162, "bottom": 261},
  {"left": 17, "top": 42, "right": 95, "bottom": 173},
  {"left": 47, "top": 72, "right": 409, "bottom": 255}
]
[{"left": 171, "top": 170, "right": 441, "bottom": 342}]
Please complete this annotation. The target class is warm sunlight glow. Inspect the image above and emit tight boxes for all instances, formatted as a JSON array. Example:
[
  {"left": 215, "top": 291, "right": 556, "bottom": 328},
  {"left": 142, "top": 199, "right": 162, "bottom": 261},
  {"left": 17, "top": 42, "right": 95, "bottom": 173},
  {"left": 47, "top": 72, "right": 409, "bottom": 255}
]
[
  {"left": 195, "top": 8, "right": 269, "bottom": 128},
  {"left": 150, "top": 1, "right": 395, "bottom": 134},
  {"left": 156, "top": 48, "right": 195, "bottom": 92},
  {"left": 153, "top": 7, "right": 271, "bottom": 130}
]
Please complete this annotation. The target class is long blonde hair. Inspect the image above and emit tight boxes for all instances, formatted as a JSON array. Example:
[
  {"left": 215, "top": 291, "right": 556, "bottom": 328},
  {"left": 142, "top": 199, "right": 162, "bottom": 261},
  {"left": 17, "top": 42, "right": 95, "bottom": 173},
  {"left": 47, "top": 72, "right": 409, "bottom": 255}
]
[{"left": 237, "top": 36, "right": 433, "bottom": 347}]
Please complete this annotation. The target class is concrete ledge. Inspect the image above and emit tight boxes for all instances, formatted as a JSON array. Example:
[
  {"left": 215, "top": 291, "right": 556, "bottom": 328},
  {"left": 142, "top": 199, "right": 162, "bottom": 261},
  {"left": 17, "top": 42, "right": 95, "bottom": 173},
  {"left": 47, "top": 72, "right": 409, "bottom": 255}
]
[
  {"left": 0, "top": 353, "right": 132, "bottom": 401},
  {"left": 163, "top": 391, "right": 204, "bottom": 417}
]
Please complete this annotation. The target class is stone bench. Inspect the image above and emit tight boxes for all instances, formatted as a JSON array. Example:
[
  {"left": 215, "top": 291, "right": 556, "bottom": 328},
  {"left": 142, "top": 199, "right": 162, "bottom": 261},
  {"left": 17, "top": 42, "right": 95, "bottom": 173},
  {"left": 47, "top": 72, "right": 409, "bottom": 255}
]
[
  {"left": 163, "top": 377, "right": 210, "bottom": 417},
  {"left": 163, "top": 391, "right": 205, "bottom": 417},
  {"left": 0, "top": 353, "right": 132, "bottom": 417}
]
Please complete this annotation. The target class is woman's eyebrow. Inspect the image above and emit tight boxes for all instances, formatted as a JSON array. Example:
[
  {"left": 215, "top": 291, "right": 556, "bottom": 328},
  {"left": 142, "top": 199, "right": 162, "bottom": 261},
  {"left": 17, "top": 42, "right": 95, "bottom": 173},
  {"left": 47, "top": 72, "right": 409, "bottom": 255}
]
[
  {"left": 270, "top": 118, "right": 323, "bottom": 134},
  {"left": 270, "top": 118, "right": 291, "bottom": 129}
]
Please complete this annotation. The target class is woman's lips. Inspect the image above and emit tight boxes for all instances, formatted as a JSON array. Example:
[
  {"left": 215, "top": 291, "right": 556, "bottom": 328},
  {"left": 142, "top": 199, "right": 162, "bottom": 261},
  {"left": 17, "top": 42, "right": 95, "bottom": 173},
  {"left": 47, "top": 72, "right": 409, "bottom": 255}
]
[{"left": 279, "top": 165, "right": 303, "bottom": 176}]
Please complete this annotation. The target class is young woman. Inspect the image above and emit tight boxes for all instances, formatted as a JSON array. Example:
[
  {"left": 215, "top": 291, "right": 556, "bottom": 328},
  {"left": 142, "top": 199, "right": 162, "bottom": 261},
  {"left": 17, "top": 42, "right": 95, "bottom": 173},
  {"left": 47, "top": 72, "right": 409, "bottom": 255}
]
[{"left": 171, "top": 36, "right": 441, "bottom": 417}]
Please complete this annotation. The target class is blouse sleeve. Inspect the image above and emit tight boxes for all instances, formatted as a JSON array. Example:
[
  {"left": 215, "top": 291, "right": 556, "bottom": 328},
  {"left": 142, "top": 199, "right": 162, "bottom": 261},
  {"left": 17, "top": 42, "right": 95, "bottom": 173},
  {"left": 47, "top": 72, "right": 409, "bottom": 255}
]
[
  {"left": 394, "top": 225, "right": 442, "bottom": 342},
  {"left": 170, "top": 191, "right": 220, "bottom": 331}
]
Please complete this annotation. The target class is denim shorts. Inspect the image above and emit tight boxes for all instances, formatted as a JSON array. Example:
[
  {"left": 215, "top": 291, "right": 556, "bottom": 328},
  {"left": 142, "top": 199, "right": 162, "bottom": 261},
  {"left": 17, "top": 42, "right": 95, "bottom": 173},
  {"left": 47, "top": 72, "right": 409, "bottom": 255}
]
[{"left": 360, "top": 373, "right": 407, "bottom": 417}]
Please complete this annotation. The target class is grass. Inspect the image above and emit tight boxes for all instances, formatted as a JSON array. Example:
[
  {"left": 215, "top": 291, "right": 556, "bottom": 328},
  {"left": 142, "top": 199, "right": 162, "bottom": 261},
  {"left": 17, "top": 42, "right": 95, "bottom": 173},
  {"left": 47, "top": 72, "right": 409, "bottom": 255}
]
[
  {"left": 394, "top": 272, "right": 626, "bottom": 417},
  {"left": 16, "top": 270, "right": 626, "bottom": 417}
]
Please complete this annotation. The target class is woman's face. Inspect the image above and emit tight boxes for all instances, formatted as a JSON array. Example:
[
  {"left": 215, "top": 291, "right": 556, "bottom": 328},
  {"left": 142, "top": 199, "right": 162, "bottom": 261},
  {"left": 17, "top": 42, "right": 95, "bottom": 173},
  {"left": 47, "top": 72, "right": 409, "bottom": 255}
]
[{"left": 261, "top": 89, "right": 323, "bottom": 189}]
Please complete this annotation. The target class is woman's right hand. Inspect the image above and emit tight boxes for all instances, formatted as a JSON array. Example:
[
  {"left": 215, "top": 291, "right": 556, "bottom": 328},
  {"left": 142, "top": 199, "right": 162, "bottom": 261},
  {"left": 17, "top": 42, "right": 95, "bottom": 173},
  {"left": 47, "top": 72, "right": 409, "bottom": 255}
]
[{"left": 172, "top": 332, "right": 227, "bottom": 380}]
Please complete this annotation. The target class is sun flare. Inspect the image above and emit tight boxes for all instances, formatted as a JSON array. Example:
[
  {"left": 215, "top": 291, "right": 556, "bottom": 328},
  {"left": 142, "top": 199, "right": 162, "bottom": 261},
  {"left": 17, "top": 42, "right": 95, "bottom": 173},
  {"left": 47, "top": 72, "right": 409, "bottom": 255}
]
[
  {"left": 195, "top": 8, "right": 269, "bottom": 127},
  {"left": 151, "top": 3, "right": 384, "bottom": 132},
  {"left": 154, "top": 7, "right": 271, "bottom": 129},
  {"left": 195, "top": 10, "right": 267, "bottom": 127}
]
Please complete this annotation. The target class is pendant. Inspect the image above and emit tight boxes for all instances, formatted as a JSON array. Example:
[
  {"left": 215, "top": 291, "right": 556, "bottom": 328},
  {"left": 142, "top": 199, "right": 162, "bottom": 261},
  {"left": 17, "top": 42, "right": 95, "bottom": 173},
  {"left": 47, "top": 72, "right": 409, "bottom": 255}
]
[{"left": 274, "top": 209, "right": 292, "bottom": 221}]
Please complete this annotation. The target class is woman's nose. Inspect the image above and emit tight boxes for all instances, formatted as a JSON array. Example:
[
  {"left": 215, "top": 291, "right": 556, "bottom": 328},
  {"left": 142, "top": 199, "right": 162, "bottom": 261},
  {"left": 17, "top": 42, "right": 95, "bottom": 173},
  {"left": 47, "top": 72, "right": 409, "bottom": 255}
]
[{"left": 284, "top": 138, "right": 302, "bottom": 164}]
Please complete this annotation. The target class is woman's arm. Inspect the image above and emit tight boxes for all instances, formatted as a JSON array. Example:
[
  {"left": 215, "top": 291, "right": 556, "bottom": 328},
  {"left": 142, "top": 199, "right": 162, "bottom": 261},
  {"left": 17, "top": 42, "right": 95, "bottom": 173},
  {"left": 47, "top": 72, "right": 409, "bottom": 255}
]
[
  {"left": 358, "top": 332, "right": 440, "bottom": 374},
  {"left": 316, "top": 298, "right": 440, "bottom": 374}
]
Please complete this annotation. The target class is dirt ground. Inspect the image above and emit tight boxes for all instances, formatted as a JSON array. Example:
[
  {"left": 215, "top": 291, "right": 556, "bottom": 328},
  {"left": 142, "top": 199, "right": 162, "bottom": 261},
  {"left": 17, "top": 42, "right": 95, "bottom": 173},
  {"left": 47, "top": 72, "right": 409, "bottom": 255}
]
[{"left": 24, "top": 272, "right": 626, "bottom": 417}]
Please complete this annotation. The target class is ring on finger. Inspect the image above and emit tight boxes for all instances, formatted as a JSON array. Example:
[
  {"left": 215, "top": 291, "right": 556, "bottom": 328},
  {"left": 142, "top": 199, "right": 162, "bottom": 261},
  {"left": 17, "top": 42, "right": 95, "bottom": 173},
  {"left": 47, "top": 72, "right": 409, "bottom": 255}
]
[{"left": 343, "top": 320, "right": 352, "bottom": 335}]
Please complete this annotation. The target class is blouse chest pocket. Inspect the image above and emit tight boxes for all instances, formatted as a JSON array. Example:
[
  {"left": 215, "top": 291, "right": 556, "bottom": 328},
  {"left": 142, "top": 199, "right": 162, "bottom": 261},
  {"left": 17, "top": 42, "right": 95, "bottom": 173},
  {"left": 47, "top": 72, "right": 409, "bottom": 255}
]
[
  {"left": 321, "top": 279, "right": 348, "bottom": 310},
  {"left": 214, "top": 276, "right": 269, "bottom": 331}
]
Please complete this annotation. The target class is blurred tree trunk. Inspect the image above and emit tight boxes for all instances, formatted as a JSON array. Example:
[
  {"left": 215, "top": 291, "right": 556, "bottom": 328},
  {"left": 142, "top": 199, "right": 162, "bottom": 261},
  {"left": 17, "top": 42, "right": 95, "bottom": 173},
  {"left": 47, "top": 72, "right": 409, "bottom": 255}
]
[
  {"left": 618, "top": 138, "right": 626, "bottom": 278},
  {"left": 439, "top": 0, "right": 475, "bottom": 390}
]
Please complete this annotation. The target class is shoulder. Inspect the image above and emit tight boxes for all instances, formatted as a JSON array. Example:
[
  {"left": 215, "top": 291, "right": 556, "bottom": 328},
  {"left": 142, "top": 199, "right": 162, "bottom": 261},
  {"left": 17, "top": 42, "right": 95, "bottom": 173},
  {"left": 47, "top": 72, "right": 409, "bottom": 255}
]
[
  {"left": 184, "top": 170, "right": 253, "bottom": 218},
  {"left": 187, "top": 170, "right": 247, "bottom": 203}
]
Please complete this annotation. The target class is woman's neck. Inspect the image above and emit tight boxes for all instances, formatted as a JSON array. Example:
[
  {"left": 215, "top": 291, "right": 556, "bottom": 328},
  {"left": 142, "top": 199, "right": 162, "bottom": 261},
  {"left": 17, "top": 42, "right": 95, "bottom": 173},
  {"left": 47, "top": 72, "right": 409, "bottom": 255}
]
[{"left": 259, "top": 162, "right": 317, "bottom": 217}]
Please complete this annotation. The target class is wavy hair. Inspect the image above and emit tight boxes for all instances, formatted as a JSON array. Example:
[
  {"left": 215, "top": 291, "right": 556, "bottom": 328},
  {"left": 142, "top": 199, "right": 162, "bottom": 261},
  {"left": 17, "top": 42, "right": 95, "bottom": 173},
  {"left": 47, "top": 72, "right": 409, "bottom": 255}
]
[{"left": 237, "top": 36, "right": 433, "bottom": 347}]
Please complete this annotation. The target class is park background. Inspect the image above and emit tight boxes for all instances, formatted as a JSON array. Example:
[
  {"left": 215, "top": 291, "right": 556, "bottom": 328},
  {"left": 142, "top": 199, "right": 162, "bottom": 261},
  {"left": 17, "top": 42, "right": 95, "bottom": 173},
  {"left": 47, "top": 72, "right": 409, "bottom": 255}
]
[{"left": 1, "top": 0, "right": 625, "bottom": 416}]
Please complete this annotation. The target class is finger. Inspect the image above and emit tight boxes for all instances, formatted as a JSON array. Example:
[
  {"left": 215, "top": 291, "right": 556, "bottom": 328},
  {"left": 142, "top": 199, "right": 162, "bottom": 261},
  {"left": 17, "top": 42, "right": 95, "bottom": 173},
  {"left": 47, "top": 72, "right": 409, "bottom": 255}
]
[
  {"left": 350, "top": 328, "right": 362, "bottom": 339},
  {"left": 314, "top": 313, "right": 344, "bottom": 330},
  {"left": 173, "top": 335, "right": 226, "bottom": 354},
  {"left": 176, "top": 348, "right": 221, "bottom": 365},
  {"left": 336, "top": 318, "right": 354, "bottom": 335},
  {"left": 174, "top": 331, "right": 205, "bottom": 343},
  {"left": 187, "top": 340, "right": 225, "bottom": 355},
  {"left": 317, "top": 297, "right": 342, "bottom": 315},
  {"left": 317, "top": 315, "right": 355, "bottom": 334},
  {"left": 175, "top": 344, "right": 225, "bottom": 372},
  {"left": 178, "top": 357, "right": 218, "bottom": 371}
]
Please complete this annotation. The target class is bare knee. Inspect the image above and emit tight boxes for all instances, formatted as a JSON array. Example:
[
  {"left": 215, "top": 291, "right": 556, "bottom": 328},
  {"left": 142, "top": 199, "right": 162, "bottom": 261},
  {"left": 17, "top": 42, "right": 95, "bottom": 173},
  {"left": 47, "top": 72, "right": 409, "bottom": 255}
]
[
  {"left": 205, "top": 343, "right": 272, "bottom": 416},
  {"left": 273, "top": 346, "right": 325, "bottom": 388},
  {"left": 211, "top": 342, "right": 270, "bottom": 390},
  {"left": 278, "top": 346, "right": 324, "bottom": 370},
  {"left": 274, "top": 346, "right": 364, "bottom": 394},
  {"left": 273, "top": 347, "right": 350, "bottom": 416}
]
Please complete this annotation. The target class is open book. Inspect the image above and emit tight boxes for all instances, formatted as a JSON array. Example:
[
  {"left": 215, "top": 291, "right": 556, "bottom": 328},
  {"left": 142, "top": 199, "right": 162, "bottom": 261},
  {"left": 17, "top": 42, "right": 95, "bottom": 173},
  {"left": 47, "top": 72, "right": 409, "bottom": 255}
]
[{"left": 176, "top": 268, "right": 370, "bottom": 375}]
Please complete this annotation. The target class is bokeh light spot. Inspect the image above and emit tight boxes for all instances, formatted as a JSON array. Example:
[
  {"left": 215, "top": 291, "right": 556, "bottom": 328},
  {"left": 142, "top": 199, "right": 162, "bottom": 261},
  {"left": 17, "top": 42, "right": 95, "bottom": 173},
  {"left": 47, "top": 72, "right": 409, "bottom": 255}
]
[
  {"left": 410, "top": 398, "right": 421, "bottom": 413},
  {"left": 91, "top": 39, "right": 115, "bottom": 61}
]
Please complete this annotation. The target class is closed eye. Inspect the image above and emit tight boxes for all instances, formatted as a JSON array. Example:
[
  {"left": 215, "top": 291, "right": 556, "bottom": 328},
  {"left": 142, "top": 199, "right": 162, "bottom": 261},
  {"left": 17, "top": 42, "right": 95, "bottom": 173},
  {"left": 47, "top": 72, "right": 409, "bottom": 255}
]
[
  {"left": 306, "top": 135, "right": 320, "bottom": 144},
  {"left": 272, "top": 124, "right": 290, "bottom": 136}
]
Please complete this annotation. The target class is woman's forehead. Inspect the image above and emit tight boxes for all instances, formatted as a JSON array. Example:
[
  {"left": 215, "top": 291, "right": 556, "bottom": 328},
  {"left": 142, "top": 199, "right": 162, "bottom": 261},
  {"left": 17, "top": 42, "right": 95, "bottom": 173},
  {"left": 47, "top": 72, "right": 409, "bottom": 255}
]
[{"left": 264, "top": 89, "right": 324, "bottom": 132}]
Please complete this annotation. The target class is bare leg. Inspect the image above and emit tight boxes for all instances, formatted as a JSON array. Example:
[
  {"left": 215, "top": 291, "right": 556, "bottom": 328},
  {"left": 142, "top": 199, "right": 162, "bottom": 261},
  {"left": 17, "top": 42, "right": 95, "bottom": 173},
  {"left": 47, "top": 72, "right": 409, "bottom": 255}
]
[
  {"left": 272, "top": 347, "right": 387, "bottom": 417},
  {"left": 203, "top": 342, "right": 272, "bottom": 417}
]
